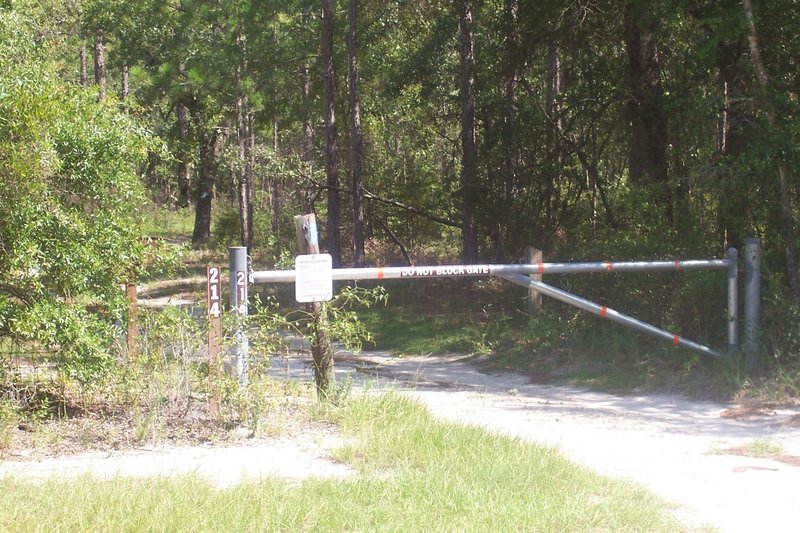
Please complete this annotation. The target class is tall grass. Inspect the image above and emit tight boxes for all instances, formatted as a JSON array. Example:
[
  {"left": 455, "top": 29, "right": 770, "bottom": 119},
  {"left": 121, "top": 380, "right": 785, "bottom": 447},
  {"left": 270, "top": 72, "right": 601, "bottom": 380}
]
[
  {"left": 139, "top": 203, "right": 195, "bottom": 239},
  {"left": 0, "top": 394, "right": 680, "bottom": 532}
]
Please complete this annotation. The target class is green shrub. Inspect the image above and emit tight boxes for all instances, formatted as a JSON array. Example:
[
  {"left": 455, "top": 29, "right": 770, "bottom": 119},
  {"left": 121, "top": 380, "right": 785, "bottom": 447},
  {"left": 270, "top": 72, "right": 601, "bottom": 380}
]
[
  {"left": 0, "top": 398, "right": 18, "bottom": 451},
  {"left": 762, "top": 282, "right": 800, "bottom": 367},
  {"left": 0, "top": 11, "right": 151, "bottom": 383}
]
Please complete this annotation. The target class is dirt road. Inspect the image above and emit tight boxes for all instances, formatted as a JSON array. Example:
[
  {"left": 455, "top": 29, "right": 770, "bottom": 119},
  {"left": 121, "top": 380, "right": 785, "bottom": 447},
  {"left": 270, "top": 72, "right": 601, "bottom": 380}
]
[{"left": 276, "top": 350, "right": 800, "bottom": 533}]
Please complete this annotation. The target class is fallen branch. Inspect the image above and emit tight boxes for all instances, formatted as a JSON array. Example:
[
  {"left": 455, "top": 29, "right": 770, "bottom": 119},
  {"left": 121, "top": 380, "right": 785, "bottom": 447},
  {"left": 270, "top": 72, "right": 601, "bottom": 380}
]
[
  {"left": 373, "top": 217, "right": 413, "bottom": 266},
  {"left": 308, "top": 178, "right": 460, "bottom": 228}
]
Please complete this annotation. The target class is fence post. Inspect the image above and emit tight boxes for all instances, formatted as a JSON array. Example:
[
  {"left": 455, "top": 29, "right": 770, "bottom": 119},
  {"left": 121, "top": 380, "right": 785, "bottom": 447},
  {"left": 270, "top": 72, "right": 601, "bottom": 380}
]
[
  {"left": 726, "top": 247, "right": 738, "bottom": 356},
  {"left": 126, "top": 283, "right": 138, "bottom": 359},
  {"left": 744, "top": 238, "right": 761, "bottom": 372},
  {"left": 229, "top": 246, "right": 249, "bottom": 385},
  {"left": 524, "top": 246, "right": 543, "bottom": 315},
  {"left": 294, "top": 214, "right": 335, "bottom": 399},
  {"left": 207, "top": 266, "right": 222, "bottom": 416}
]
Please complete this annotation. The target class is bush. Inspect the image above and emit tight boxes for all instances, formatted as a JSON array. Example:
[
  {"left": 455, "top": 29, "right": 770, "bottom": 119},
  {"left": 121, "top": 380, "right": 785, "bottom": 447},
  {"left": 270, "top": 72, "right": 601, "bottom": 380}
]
[
  {"left": 0, "top": 10, "right": 151, "bottom": 382},
  {"left": 762, "top": 282, "right": 800, "bottom": 367}
]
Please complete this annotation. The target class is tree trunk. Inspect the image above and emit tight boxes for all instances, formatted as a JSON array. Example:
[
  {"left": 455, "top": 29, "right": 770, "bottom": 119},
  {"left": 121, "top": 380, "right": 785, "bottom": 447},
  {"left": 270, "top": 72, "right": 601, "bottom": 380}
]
[
  {"left": 236, "top": 94, "right": 254, "bottom": 250},
  {"left": 235, "top": 35, "right": 254, "bottom": 251},
  {"left": 459, "top": 0, "right": 478, "bottom": 263},
  {"left": 741, "top": 0, "right": 800, "bottom": 298},
  {"left": 321, "top": 0, "right": 342, "bottom": 266},
  {"left": 348, "top": 0, "right": 366, "bottom": 267},
  {"left": 120, "top": 65, "right": 129, "bottom": 102},
  {"left": 191, "top": 109, "right": 225, "bottom": 246},
  {"left": 544, "top": 38, "right": 564, "bottom": 234},
  {"left": 270, "top": 113, "right": 281, "bottom": 238},
  {"left": 94, "top": 33, "right": 106, "bottom": 101},
  {"left": 495, "top": 0, "right": 519, "bottom": 261},
  {"left": 716, "top": 34, "right": 750, "bottom": 249},
  {"left": 177, "top": 102, "right": 191, "bottom": 208},
  {"left": 624, "top": 1, "right": 670, "bottom": 218},
  {"left": 269, "top": 6, "right": 282, "bottom": 240},
  {"left": 301, "top": 1, "right": 315, "bottom": 214},
  {"left": 79, "top": 43, "right": 88, "bottom": 88}
]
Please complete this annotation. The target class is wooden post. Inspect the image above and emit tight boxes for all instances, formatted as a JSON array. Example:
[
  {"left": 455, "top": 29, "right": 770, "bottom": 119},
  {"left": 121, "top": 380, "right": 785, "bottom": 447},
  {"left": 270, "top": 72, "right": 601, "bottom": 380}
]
[
  {"left": 524, "top": 246, "right": 543, "bottom": 315},
  {"left": 126, "top": 283, "right": 139, "bottom": 359},
  {"left": 207, "top": 266, "right": 222, "bottom": 416},
  {"left": 294, "top": 214, "right": 335, "bottom": 399}
]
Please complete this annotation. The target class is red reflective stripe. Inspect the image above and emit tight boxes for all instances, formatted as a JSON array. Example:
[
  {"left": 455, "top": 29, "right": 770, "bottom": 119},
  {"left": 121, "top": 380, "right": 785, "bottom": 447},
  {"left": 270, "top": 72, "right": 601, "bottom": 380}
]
[
  {"left": 675, "top": 260, "right": 682, "bottom": 271},
  {"left": 377, "top": 269, "right": 384, "bottom": 279},
  {"left": 673, "top": 335, "right": 680, "bottom": 346},
  {"left": 538, "top": 263, "right": 545, "bottom": 274},
  {"left": 605, "top": 262, "right": 613, "bottom": 272},
  {"left": 600, "top": 306, "right": 608, "bottom": 318}
]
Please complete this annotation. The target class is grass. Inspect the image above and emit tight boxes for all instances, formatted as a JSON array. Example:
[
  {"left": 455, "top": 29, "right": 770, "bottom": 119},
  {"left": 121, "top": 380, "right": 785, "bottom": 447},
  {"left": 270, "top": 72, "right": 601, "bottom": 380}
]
[
  {"left": 360, "top": 307, "right": 485, "bottom": 355},
  {"left": 139, "top": 203, "right": 195, "bottom": 239},
  {"left": 738, "top": 438, "right": 785, "bottom": 458},
  {"left": 709, "top": 438, "right": 786, "bottom": 461},
  {"left": 358, "top": 281, "right": 745, "bottom": 400},
  {"left": 357, "top": 279, "right": 521, "bottom": 356},
  {"left": 0, "top": 393, "right": 681, "bottom": 532}
]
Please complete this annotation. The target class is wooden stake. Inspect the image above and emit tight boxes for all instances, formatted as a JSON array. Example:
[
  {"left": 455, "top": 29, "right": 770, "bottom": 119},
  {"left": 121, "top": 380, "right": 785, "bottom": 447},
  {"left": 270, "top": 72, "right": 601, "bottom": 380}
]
[
  {"left": 294, "top": 214, "right": 335, "bottom": 399},
  {"left": 126, "top": 283, "right": 139, "bottom": 359},
  {"left": 524, "top": 246, "right": 543, "bottom": 315},
  {"left": 207, "top": 266, "right": 222, "bottom": 416}
]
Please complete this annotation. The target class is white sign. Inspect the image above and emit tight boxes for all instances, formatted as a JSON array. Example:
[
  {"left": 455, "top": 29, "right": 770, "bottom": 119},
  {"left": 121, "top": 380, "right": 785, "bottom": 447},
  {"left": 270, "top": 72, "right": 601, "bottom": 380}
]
[
  {"left": 207, "top": 266, "right": 222, "bottom": 317},
  {"left": 295, "top": 254, "right": 333, "bottom": 302}
]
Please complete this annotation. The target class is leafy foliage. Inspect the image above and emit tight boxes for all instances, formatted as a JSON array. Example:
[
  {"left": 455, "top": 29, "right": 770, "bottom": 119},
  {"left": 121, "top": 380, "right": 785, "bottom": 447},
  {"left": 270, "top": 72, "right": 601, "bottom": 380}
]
[{"left": 0, "top": 9, "right": 150, "bottom": 381}]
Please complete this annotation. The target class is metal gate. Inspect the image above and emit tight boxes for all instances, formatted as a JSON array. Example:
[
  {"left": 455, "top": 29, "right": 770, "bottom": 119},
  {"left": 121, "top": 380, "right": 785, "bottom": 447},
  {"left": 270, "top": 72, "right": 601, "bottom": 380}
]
[{"left": 221, "top": 239, "right": 761, "bottom": 383}]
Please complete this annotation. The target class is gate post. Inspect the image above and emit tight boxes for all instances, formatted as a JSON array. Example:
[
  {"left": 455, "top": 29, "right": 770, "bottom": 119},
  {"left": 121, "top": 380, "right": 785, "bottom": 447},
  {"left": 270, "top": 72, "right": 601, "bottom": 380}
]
[
  {"left": 229, "top": 246, "right": 249, "bottom": 385},
  {"left": 726, "top": 247, "right": 738, "bottom": 356},
  {"left": 524, "top": 246, "right": 543, "bottom": 315},
  {"left": 294, "top": 214, "right": 335, "bottom": 399},
  {"left": 744, "top": 238, "right": 761, "bottom": 372}
]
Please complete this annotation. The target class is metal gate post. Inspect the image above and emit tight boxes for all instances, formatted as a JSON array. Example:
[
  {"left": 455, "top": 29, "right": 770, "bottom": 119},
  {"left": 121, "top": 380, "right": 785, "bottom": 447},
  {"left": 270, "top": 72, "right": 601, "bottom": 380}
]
[
  {"left": 744, "top": 238, "right": 762, "bottom": 372},
  {"left": 229, "top": 246, "right": 249, "bottom": 385},
  {"left": 726, "top": 248, "right": 739, "bottom": 356}
]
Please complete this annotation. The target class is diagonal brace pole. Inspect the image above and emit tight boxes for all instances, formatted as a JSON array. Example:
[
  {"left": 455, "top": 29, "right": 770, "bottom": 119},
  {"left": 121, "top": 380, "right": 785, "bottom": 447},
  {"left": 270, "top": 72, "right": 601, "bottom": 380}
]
[{"left": 500, "top": 273, "right": 722, "bottom": 359}]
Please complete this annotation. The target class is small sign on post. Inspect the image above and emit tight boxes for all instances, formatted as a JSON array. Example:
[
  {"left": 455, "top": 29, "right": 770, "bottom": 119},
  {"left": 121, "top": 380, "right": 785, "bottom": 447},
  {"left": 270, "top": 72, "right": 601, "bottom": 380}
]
[
  {"left": 207, "top": 266, "right": 222, "bottom": 416},
  {"left": 295, "top": 253, "right": 333, "bottom": 303},
  {"left": 294, "top": 214, "right": 335, "bottom": 398}
]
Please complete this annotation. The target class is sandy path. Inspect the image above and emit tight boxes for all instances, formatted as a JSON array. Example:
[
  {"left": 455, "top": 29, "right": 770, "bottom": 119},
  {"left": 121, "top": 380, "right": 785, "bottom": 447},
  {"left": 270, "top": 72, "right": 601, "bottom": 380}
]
[{"left": 297, "top": 352, "right": 800, "bottom": 533}]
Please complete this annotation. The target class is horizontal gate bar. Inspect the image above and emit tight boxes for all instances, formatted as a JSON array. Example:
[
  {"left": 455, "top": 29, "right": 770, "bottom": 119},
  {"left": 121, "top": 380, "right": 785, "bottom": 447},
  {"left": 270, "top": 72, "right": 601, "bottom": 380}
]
[
  {"left": 499, "top": 273, "right": 722, "bottom": 358},
  {"left": 251, "top": 258, "right": 730, "bottom": 284}
]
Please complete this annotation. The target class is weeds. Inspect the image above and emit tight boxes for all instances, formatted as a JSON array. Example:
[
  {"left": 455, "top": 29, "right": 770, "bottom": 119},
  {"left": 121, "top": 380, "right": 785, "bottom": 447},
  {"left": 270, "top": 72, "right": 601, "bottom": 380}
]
[
  {"left": 711, "top": 438, "right": 786, "bottom": 459},
  {"left": 0, "top": 393, "right": 679, "bottom": 532},
  {"left": 0, "top": 398, "right": 17, "bottom": 451},
  {"left": 742, "top": 438, "right": 785, "bottom": 457}
]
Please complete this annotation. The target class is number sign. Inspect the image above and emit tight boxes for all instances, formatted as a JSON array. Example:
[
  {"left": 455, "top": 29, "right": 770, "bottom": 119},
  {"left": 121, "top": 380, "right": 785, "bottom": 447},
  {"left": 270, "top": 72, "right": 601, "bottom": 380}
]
[
  {"left": 207, "top": 266, "right": 222, "bottom": 317},
  {"left": 235, "top": 270, "right": 248, "bottom": 314}
]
